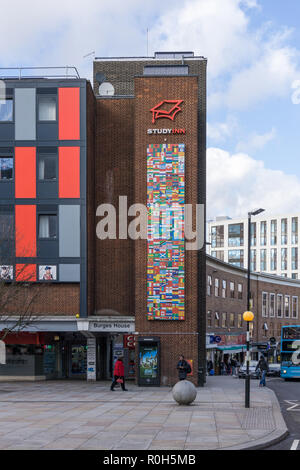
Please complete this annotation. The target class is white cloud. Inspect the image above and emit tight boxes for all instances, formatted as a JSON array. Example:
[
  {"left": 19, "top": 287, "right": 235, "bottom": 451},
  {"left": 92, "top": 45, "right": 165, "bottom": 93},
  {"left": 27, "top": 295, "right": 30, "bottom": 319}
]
[
  {"left": 207, "top": 147, "right": 300, "bottom": 219},
  {"left": 236, "top": 127, "right": 276, "bottom": 153},
  {"left": 207, "top": 115, "right": 238, "bottom": 143}
]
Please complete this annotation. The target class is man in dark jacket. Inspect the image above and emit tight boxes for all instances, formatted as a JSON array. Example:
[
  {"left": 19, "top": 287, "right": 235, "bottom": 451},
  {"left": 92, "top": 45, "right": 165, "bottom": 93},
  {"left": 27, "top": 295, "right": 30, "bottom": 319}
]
[
  {"left": 177, "top": 355, "right": 191, "bottom": 380},
  {"left": 256, "top": 356, "right": 269, "bottom": 387}
]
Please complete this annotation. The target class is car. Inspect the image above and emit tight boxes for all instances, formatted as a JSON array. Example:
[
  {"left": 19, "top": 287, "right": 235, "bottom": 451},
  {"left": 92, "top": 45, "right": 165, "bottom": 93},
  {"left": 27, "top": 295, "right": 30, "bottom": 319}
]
[
  {"left": 267, "top": 363, "right": 281, "bottom": 377},
  {"left": 238, "top": 360, "right": 260, "bottom": 379}
]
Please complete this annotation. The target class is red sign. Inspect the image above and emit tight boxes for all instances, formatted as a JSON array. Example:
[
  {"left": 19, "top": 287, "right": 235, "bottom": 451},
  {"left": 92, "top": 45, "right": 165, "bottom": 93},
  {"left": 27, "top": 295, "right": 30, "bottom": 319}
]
[
  {"left": 150, "top": 100, "right": 183, "bottom": 124},
  {"left": 123, "top": 335, "right": 136, "bottom": 350}
]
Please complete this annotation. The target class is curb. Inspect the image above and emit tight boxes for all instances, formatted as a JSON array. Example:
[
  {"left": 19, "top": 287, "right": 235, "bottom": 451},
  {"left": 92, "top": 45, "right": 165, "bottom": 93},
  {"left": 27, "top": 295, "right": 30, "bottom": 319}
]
[{"left": 222, "top": 387, "right": 289, "bottom": 450}]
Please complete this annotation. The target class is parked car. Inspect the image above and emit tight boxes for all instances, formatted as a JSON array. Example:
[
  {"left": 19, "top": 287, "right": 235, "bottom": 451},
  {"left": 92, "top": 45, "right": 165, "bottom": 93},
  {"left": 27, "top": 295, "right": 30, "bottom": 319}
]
[
  {"left": 238, "top": 360, "right": 260, "bottom": 379},
  {"left": 267, "top": 363, "right": 281, "bottom": 377}
]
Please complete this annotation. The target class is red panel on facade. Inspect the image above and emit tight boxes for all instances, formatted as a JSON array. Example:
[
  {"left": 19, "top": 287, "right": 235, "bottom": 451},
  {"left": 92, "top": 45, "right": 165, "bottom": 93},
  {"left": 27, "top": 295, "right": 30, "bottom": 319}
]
[
  {"left": 15, "top": 205, "right": 36, "bottom": 257},
  {"left": 15, "top": 264, "right": 36, "bottom": 282},
  {"left": 15, "top": 147, "right": 36, "bottom": 198},
  {"left": 3, "top": 332, "right": 45, "bottom": 345},
  {"left": 59, "top": 147, "right": 80, "bottom": 198},
  {"left": 58, "top": 87, "right": 80, "bottom": 140}
]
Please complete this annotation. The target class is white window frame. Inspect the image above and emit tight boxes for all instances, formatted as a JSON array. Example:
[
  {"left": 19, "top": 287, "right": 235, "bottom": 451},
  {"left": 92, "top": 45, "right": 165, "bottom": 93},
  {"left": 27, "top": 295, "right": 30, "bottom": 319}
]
[
  {"left": 292, "top": 296, "right": 298, "bottom": 319},
  {"left": 284, "top": 295, "right": 290, "bottom": 318},
  {"left": 207, "top": 275, "right": 212, "bottom": 296},
  {"left": 222, "top": 280, "right": 226, "bottom": 298},
  {"left": 262, "top": 292, "right": 268, "bottom": 317},
  {"left": 269, "top": 293, "right": 275, "bottom": 318},
  {"left": 277, "top": 294, "right": 283, "bottom": 318},
  {"left": 215, "top": 278, "right": 219, "bottom": 297}
]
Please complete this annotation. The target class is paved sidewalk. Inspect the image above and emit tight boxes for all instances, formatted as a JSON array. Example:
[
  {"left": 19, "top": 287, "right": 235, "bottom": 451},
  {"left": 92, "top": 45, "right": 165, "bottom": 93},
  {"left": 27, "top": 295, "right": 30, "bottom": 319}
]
[{"left": 0, "top": 376, "right": 288, "bottom": 450}]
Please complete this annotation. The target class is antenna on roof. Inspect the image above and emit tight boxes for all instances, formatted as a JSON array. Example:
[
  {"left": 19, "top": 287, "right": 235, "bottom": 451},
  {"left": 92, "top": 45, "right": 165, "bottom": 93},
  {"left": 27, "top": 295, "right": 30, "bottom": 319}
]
[
  {"left": 147, "top": 28, "right": 149, "bottom": 57},
  {"left": 83, "top": 51, "right": 95, "bottom": 59}
]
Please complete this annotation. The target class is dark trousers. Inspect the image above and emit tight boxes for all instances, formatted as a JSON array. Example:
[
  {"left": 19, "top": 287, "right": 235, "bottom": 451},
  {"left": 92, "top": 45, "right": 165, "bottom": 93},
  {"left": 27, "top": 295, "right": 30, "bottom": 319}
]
[{"left": 111, "top": 375, "right": 126, "bottom": 391}]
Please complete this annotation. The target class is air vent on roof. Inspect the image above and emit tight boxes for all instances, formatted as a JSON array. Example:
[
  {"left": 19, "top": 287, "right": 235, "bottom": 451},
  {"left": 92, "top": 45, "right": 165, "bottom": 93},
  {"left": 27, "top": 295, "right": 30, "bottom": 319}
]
[{"left": 154, "top": 52, "right": 194, "bottom": 59}]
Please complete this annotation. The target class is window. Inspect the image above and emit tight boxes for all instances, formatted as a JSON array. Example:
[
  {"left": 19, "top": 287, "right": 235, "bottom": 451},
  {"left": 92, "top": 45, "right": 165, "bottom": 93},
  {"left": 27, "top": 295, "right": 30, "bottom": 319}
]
[
  {"left": 229, "top": 313, "right": 235, "bottom": 328},
  {"left": 38, "top": 96, "right": 57, "bottom": 121},
  {"left": 238, "top": 313, "right": 243, "bottom": 328},
  {"left": 292, "top": 217, "right": 298, "bottom": 244},
  {"left": 269, "top": 293, "right": 275, "bottom": 317},
  {"left": 0, "top": 213, "right": 14, "bottom": 240},
  {"left": 211, "top": 250, "right": 224, "bottom": 261},
  {"left": 277, "top": 294, "right": 283, "bottom": 318},
  {"left": 260, "top": 249, "right": 266, "bottom": 271},
  {"left": 284, "top": 295, "right": 290, "bottom": 318},
  {"left": 262, "top": 292, "right": 268, "bottom": 317},
  {"left": 271, "top": 248, "right": 277, "bottom": 271},
  {"left": 250, "top": 249, "right": 256, "bottom": 271},
  {"left": 228, "top": 223, "right": 244, "bottom": 247},
  {"left": 230, "top": 282, "right": 235, "bottom": 298},
  {"left": 207, "top": 275, "right": 212, "bottom": 296},
  {"left": 215, "top": 312, "right": 220, "bottom": 328},
  {"left": 292, "top": 273, "right": 298, "bottom": 280},
  {"left": 38, "top": 215, "right": 57, "bottom": 239},
  {"left": 292, "top": 297, "right": 298, "bottom": 319},
  {"left": 250, "top": 222, "right": 256, "bottom": 246},
  {"left": 207, "top": 311, "right": 212, "bottom": 328},
  {"left": 215, "top": 278, "right": 220, "bottom": 297},
  {"left": 228, "top": 250, "right": 244, "bottom": 267},
  {"left": 271, "top": 219, "right": 277, "bottom": 245},
  {"left": 0, "top": 96, "right": 13, "bottom": 121},
  {"left": 38, "top": 155, "right": 56, "bottom": 181},
  {"left": 292, "top": 247, "right": 298, "bottom": 270},
  {"left": 211, "top": 225, "right": 224, "bottom": 248},
  {"left": 281, "top": 218, "right": 287, "bottom": 245},
  {"left": 0, "top": 157, "right": 13, "bottom": 180},
  {"left": 260, "top": 221, "right": 267, "bottom": 246},
  {"left": 277, "top": 323, "right": 282, "bottom": 337},
  {"left": 281, "top": 248, "right": 287, "bottom": 271},
  {"left": 238, "top": 283, "right": 243, "bottom": 300},
  {"left": 222, "top": 312, "right": 227, "bottom": 328},
  {"left": 222, "top": 280, "right": 226, "bottom": 298}
]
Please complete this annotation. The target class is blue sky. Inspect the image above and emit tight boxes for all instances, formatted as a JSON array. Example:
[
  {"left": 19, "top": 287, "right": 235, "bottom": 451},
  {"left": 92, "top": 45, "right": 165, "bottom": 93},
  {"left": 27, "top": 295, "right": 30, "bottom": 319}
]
[{"left": 1, "top": 0, "right": 300, "bottom": 218}]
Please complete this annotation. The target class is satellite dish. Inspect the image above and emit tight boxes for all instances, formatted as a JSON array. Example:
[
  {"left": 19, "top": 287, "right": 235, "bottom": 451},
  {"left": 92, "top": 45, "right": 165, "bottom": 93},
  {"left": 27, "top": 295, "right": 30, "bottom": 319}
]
[
  {"left": 95, "top": 72, "right": 106, "bottom": 85},
  {"left": 99, "top": 82, "right": 115, "bottom": 96}
]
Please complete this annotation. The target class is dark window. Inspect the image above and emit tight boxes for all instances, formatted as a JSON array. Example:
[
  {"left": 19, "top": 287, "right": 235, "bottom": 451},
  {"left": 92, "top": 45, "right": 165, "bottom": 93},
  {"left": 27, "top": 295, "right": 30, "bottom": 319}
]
[
  {"left": 0, "top": 157, "right": 13, "bottom": 180},
  {"left": 38, "top": 156, "right": 56, "bottom": 180},
  {"left": 0, "top": 97, "right": 13, "bottom": 121},
  {"left": 0, "top": 213, "right": 14, "bottom": 240},
  {"left": 38, "top": 215, "right": 57, "bottom": 239}
]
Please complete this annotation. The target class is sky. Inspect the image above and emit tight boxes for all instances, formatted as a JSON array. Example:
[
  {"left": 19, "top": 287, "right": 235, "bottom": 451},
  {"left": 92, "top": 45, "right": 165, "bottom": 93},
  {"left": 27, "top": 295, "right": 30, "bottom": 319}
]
[{"left": 1, "top": 0, "right": 300, "bottom": 220}]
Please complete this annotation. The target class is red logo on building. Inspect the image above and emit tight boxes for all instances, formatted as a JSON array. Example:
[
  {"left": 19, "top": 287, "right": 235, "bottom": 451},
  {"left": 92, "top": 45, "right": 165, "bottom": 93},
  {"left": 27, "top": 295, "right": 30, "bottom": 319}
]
[{"left": 150, "top": 100, "right": 183, "bottom": 124}]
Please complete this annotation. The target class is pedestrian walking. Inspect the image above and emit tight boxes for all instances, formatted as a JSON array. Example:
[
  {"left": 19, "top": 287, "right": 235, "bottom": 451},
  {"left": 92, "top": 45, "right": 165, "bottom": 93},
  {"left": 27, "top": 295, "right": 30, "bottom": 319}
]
[
  {"left": 110, "top": 357, "right": 128, "bottom": 391},
  {"left": 256, "top": 356, "right": 269, "bottom": 387},
  {"left": 177, "top": 355, "right": 191, "bottom": 380},
  {"left": 230, "top": 357, "right": 237, "bottom": 376}
]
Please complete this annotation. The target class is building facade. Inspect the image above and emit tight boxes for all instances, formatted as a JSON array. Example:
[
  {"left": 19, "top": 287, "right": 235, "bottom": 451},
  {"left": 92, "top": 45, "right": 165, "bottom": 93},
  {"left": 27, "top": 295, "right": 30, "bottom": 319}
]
[{"left": 207, "top": 213, "right": 300, "bottom": 279}]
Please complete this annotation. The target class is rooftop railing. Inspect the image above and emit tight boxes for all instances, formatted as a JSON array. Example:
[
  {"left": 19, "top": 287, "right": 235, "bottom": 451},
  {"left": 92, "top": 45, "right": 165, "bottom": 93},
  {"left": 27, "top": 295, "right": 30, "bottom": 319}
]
[{"left": 0, "top": 66, "right": 80, "bottom": 80}]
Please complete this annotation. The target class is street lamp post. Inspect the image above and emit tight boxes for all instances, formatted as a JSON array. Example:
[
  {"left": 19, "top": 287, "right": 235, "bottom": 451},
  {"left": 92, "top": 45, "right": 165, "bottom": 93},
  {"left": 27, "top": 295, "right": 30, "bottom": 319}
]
[{"left": 244, "top": 208, "right": 265, "bottom": 408}]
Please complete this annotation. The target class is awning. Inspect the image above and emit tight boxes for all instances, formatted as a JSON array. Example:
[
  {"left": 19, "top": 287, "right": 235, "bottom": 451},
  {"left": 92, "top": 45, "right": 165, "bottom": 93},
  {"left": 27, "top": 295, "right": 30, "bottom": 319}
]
[{"left": 217, "top": 345, "right": 246, "bottom": 354}]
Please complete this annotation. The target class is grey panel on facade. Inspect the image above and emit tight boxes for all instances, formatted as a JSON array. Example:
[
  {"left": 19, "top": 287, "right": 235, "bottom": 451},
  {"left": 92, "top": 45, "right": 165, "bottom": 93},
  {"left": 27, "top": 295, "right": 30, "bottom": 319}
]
[
  {"left": 143, "top": 65, "right": 189, "bottom": 76},
  {"left": 15, "top": 88, "right": 36, "bottom": 140},
  {"left": 59, "top": 205, "right": 80, "bottom": 257},
  {"left": 59, "top": 264, "right": 80, "bottom": 282}
]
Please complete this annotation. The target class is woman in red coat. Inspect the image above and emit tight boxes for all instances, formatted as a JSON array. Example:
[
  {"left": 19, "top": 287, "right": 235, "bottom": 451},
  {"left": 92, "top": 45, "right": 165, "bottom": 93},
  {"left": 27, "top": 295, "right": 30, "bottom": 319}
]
[{"left": 110, "top": 357, "right": 128, "bottom": 391}]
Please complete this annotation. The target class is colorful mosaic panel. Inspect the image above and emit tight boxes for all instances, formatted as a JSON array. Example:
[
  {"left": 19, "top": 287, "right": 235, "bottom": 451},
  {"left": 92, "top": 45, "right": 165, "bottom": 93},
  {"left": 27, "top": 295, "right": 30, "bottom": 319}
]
[{"left": 147, "top": 143, "right": 185, "bottom": 320}]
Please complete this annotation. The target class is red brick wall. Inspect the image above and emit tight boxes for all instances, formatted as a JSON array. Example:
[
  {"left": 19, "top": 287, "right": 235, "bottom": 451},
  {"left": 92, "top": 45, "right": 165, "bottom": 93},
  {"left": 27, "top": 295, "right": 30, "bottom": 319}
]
[{"left": 134, "top": 76, "right": 199, "bottom": 385}]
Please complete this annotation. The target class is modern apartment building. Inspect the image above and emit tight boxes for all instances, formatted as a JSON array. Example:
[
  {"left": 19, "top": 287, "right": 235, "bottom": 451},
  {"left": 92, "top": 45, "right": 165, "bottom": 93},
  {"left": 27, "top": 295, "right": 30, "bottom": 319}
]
[{"left": 207, "top": 214, "right": 300, "bottom": 279}]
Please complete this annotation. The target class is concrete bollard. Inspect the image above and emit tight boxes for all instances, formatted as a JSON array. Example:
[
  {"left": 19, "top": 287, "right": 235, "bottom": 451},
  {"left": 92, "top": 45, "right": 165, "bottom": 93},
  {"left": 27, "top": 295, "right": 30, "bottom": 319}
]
[{"left": 172, "top": 380, "right": 197, "bottom": 405}]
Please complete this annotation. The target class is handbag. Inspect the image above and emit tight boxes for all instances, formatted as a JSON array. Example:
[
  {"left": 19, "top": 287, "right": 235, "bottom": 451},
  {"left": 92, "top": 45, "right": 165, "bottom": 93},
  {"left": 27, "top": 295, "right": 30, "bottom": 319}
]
[{"left": 116, "top": 378, "right": 123, "bottom": 384}]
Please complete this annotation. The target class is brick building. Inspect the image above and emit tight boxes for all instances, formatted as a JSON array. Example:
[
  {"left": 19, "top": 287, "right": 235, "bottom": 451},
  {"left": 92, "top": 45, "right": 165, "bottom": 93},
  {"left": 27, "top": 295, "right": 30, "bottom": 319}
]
[{"left": 1, "top": 54, "right": 297, "bottom": 385}]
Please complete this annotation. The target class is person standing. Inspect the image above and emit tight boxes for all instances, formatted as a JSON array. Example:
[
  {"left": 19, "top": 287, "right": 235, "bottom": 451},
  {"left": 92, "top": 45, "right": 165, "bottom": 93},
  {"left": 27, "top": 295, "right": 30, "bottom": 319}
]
[
  {"left": 111, "top": 357, "right": 128, "bottom": 391},
  {"left": 177, "top": 355, "right": 191, "bottom": 380},
  {"left": 256, "top": 356, "right": 269, "bottom": 387},
  {"left": 230, "top": 357, "right": 237, "bottom": 376}
]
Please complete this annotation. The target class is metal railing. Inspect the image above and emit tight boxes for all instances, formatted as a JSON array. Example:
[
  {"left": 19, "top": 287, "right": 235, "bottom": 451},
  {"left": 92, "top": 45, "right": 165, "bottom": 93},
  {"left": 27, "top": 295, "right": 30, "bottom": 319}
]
[{"left": 0, "top": 66, "right": 80, "bottom": 80}]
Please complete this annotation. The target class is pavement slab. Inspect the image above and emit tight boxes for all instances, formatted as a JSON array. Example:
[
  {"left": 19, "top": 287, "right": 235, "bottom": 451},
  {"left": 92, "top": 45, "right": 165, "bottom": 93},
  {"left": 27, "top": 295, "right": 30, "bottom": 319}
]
[{"left": 0, "top": 376, "right": 288, "bottom": 450}]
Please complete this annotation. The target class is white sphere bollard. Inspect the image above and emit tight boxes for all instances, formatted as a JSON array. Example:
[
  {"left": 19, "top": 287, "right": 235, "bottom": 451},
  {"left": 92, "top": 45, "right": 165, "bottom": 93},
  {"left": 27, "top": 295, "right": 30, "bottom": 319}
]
[{"left": 172, "top": 380, "right": 197, "bottom": 405}]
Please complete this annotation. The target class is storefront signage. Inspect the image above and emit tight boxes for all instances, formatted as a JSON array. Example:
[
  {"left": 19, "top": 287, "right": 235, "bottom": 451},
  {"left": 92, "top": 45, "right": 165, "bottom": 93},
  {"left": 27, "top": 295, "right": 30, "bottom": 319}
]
[
  {"left": 147, "top": 128, "right": 186, "bottom": 135},
  {"left": 90, "top": 321, "right": 135, "bottom": 332},
  {"left": 124, "top": 334, "right": 136, "bottom": 349},
  {"left": 87, "top": 337, "right": 96, "bottom": 381}
]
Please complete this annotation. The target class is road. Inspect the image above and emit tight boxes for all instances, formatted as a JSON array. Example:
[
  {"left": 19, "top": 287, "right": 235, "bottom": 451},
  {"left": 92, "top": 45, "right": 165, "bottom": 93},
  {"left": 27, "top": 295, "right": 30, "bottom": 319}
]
[{"left": 265, "top": 377, "right": 300, "bottom": 450}]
